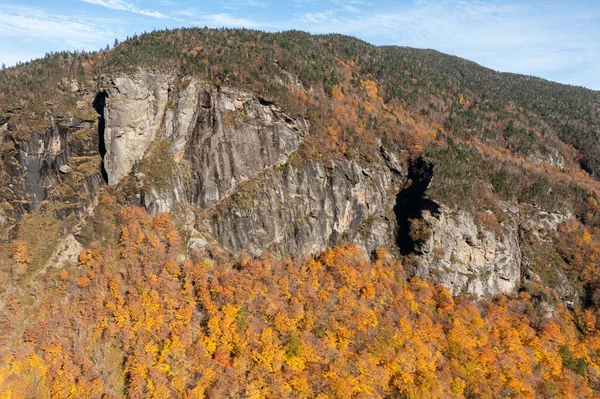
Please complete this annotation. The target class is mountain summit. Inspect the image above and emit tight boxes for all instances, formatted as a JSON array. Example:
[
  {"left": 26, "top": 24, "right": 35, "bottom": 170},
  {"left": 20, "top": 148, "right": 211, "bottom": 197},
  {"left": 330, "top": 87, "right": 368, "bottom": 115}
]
[{"left": 2, "top": 29, "right": 600, "bottom": 397}]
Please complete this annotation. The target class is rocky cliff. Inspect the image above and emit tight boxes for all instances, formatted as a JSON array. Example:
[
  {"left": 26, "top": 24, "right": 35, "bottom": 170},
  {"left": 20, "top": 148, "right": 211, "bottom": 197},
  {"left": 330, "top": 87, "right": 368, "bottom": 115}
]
[
  {"left": 0, "top": 102, "right": 104, "bottom": 226},
  {"left": 417, "top": 203, "right": 522, "bottom": 296},
  {"left": 0, "top": 57, "right": 588, "bottom": 301},
  {"left": 92, "top": 70, "right": 580, "bottom": 298},
  {"left": 417, "top": 203, "right": 573, "bottom": 296},
  {"left": 99, "top": 72, "right": 397, "bottom": 258},
  {"left": 204, "top": 159, "right": 395, "bottom": 258}
]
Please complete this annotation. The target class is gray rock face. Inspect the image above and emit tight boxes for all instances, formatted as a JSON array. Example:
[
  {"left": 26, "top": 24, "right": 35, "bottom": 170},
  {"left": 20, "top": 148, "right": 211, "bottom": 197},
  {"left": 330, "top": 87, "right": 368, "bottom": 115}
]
[
  {"left": 183, "top": 86, "right": 305, "bottom": 209},
  {"left": 518, "top": 205, "right": 572, "bottom": 239},
  {"left": 101, "top": 72, "right": 306, "bottom": 195},
  {"left": 205, "top": 159, "right": 395, "bottom": 258},
  {"left": 99, "top": 70, "right": 577, "bottom": 298},
  {"left": 100, "top": 72, "right": 396, "bottom": 259},
  {"left": 101, "top": 72, "right": 171, "bottom": 186},
  {"left": 418, "top": 204, "right": 521, "bottom": 296},
  {"left": 518, "top": 205, "right": 578, "bottom": 306},
  {"left": 416, "top": 202, "right": 574, "bottom": 296},
  {"left": 101, "top": 73, "right": 306, "bottom": 209},
  {"left": 1, "top": 115, "right": 103, "bottom": 217},
  {"left": 44, "top": 234, "right": 84, "bottom": 270}
]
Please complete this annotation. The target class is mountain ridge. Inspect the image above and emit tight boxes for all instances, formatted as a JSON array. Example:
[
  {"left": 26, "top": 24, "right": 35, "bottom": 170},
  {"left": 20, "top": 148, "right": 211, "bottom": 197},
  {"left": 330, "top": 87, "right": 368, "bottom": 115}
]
[
  {"left": 2, "top": 27, "right": 600, "bottom": 295},
  {"left": 3, "top": 27, "right": 600, "bottom": 397}
]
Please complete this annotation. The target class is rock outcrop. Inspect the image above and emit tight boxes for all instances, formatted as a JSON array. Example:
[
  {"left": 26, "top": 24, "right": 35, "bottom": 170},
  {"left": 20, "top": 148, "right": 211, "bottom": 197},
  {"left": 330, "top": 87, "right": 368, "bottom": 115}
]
[
  {"left": 100, "top": 72, "right": 396, "bottom": 258},
  {"left": 101, "top": 73, "right": 305, "bottom": 187},
  {"left": 417, "top": 204, "right": 521, "bottom": 296},
  {"left": 518, "top": 205, "right": 578, "bottom": 306},
  {"left": 101, "top": 72, "right": 172, "bottom": 186},
  {"left": 205, "top": 159, "right": 395, "bottom": 258},
  {"left": 416, "top": 202, "right": 574, "bottom": 296},
  {"left": 0, "top": 112, "right": 104, "bottom": 220},
  {"left": 100, "top": 72, "right": 306, "bottom": 210},
  {"left": 98, "top": 70, "right": 578, "bottom": 298}
]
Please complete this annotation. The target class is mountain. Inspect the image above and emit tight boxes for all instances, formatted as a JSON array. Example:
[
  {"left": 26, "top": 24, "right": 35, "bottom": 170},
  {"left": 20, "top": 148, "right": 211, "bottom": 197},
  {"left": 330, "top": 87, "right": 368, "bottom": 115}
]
[{"left": 2, "top": 28, "right": 600, "bottom": 397}]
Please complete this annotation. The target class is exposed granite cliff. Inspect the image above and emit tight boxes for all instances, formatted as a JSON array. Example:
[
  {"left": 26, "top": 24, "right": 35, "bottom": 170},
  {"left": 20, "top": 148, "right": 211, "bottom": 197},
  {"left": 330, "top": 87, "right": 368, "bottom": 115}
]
[
  {"left": 417, "top": 202, "right": 573, "bottom": 296},
  {"left": 0, "top": 69, "right": 581, "bottom": 299},
  {"left": 0, "top": 109, "right": 104, "bottom": 223},
  {"left": 417, "top": 203, "right": 521, "bottom": 296},
  {"left": 100, "top": 72, "right": 305, "bottom": 209},
  {"left": 204, "top": 159, "right": 395, "bottom": 258},
  {"left": 94, "top": 71, "right": 575, "bottom": 298},
  {"left": 99, "top": 72, "right": 396, "bottom": 258}
]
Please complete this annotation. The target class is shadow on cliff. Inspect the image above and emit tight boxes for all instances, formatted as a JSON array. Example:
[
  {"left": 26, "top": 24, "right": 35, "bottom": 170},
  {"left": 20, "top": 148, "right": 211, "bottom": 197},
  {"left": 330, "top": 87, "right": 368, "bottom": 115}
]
[
  {"left": 93, "top": 92, "right": 109, "bottom": 184},
  {"left": 394, "top": 157, "right": 439, "bottom": 255}
]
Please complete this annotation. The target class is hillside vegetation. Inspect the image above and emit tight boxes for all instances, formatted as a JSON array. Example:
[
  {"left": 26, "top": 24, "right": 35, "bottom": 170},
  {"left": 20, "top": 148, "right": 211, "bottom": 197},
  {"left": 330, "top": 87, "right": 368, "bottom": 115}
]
[
  {"left": 2, "top": 28, "right": 600, "bottom": 398},
  {"left": 3, "top": 204, "right": 600, "bottom": 398}
]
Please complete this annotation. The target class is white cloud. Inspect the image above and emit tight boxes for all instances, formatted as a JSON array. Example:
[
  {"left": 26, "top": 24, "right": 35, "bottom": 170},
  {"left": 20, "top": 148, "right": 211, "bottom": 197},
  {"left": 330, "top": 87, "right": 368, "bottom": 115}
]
[
  {"left": 0, "top": 10, "right": 113, "bottom": 48},
  {"left": 224, "top": 0, "right": 268, "bottom": 10},
  {"left": 176, "top": 8, "right": 197, "bottom": 17},
  {"left": 342, "top": 5, "right": 361, "bottom": 13},
  {"left": 81, "top": 0, "right": 168, "bottom": 19},
  {"left": 197, "top": 13, "right": 271, "bottom": 29},
  {"left": 0, "top": 4, "right": 117, "bottom": 66}
]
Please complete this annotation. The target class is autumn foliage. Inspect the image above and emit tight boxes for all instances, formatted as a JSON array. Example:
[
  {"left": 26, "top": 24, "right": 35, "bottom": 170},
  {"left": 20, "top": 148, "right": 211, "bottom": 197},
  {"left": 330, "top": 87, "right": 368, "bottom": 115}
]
[
  {"left": 8, "top": 239, "right": 31, "bottom": 278},
  {"left": 0, "top": 208, "right": 599, "bottom": 398},
  {"left": 5, "top": 28, "right": 600, "bottom": 399}
]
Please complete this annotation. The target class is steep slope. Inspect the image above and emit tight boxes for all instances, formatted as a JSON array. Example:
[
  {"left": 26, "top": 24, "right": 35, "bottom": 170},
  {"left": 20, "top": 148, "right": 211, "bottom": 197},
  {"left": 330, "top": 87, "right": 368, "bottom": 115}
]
[
  {"left": 1, "top": 28, "right": 600, "bottom": 299},
  {"left": 4, "top": 27, "right": 600, "bottom": 398},
  {"left": 2, "top": 210, "right": 600, "bottom": 397}
]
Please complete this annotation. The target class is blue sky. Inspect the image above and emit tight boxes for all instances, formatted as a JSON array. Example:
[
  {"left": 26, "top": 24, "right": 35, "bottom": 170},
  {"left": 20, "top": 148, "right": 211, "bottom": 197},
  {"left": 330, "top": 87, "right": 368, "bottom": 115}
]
[{"left": 1, "top": 0, "right": 598, "bottom": 89}]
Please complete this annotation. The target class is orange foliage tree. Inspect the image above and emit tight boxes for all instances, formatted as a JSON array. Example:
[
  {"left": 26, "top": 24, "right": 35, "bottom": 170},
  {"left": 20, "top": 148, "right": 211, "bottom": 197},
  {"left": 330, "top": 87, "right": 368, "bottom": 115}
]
[{"left": 1, "top": 207, "right": 600, "bottom": 397}]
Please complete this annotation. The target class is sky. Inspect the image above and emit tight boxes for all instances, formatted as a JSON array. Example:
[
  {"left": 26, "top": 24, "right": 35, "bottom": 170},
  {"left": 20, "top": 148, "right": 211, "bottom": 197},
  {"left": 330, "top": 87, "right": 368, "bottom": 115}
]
[{"left": 0, "top": 0, "right": 598, "bottom": 90}]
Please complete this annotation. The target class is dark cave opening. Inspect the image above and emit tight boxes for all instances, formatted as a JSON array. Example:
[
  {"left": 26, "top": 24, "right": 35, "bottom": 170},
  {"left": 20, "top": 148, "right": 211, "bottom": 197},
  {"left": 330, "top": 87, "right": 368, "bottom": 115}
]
[
  {"left": 579, "top": 159, "right": 594, "bottom": 177},
  {"left": 394, "top": 157, "right": 440, "bottom": 255},
  {"left": 258, "top": 97, "right": 275, "bottom": 106},
  {"left": 93, "top": 91, "right": 109, "bottom": 184}
]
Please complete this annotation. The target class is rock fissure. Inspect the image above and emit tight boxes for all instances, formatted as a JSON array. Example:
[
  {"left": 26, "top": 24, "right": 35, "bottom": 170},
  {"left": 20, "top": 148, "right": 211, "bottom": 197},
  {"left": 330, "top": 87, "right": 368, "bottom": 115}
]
[
  {"left": 93, "top": 91, "right": 109, "bottom": 184},
  {"left": 394, "top": 157, "right": 439, "bottom": 255}
]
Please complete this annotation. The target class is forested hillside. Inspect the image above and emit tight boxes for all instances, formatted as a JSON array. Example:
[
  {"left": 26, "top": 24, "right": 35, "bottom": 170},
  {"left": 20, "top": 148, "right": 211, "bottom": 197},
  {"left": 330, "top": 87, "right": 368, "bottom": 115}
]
[
  {"left": 3, "top": 204, "right": 600, "bottom": 398},
  {"left": 1, "top": 28, "right": 600, "bottom": 398}
]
